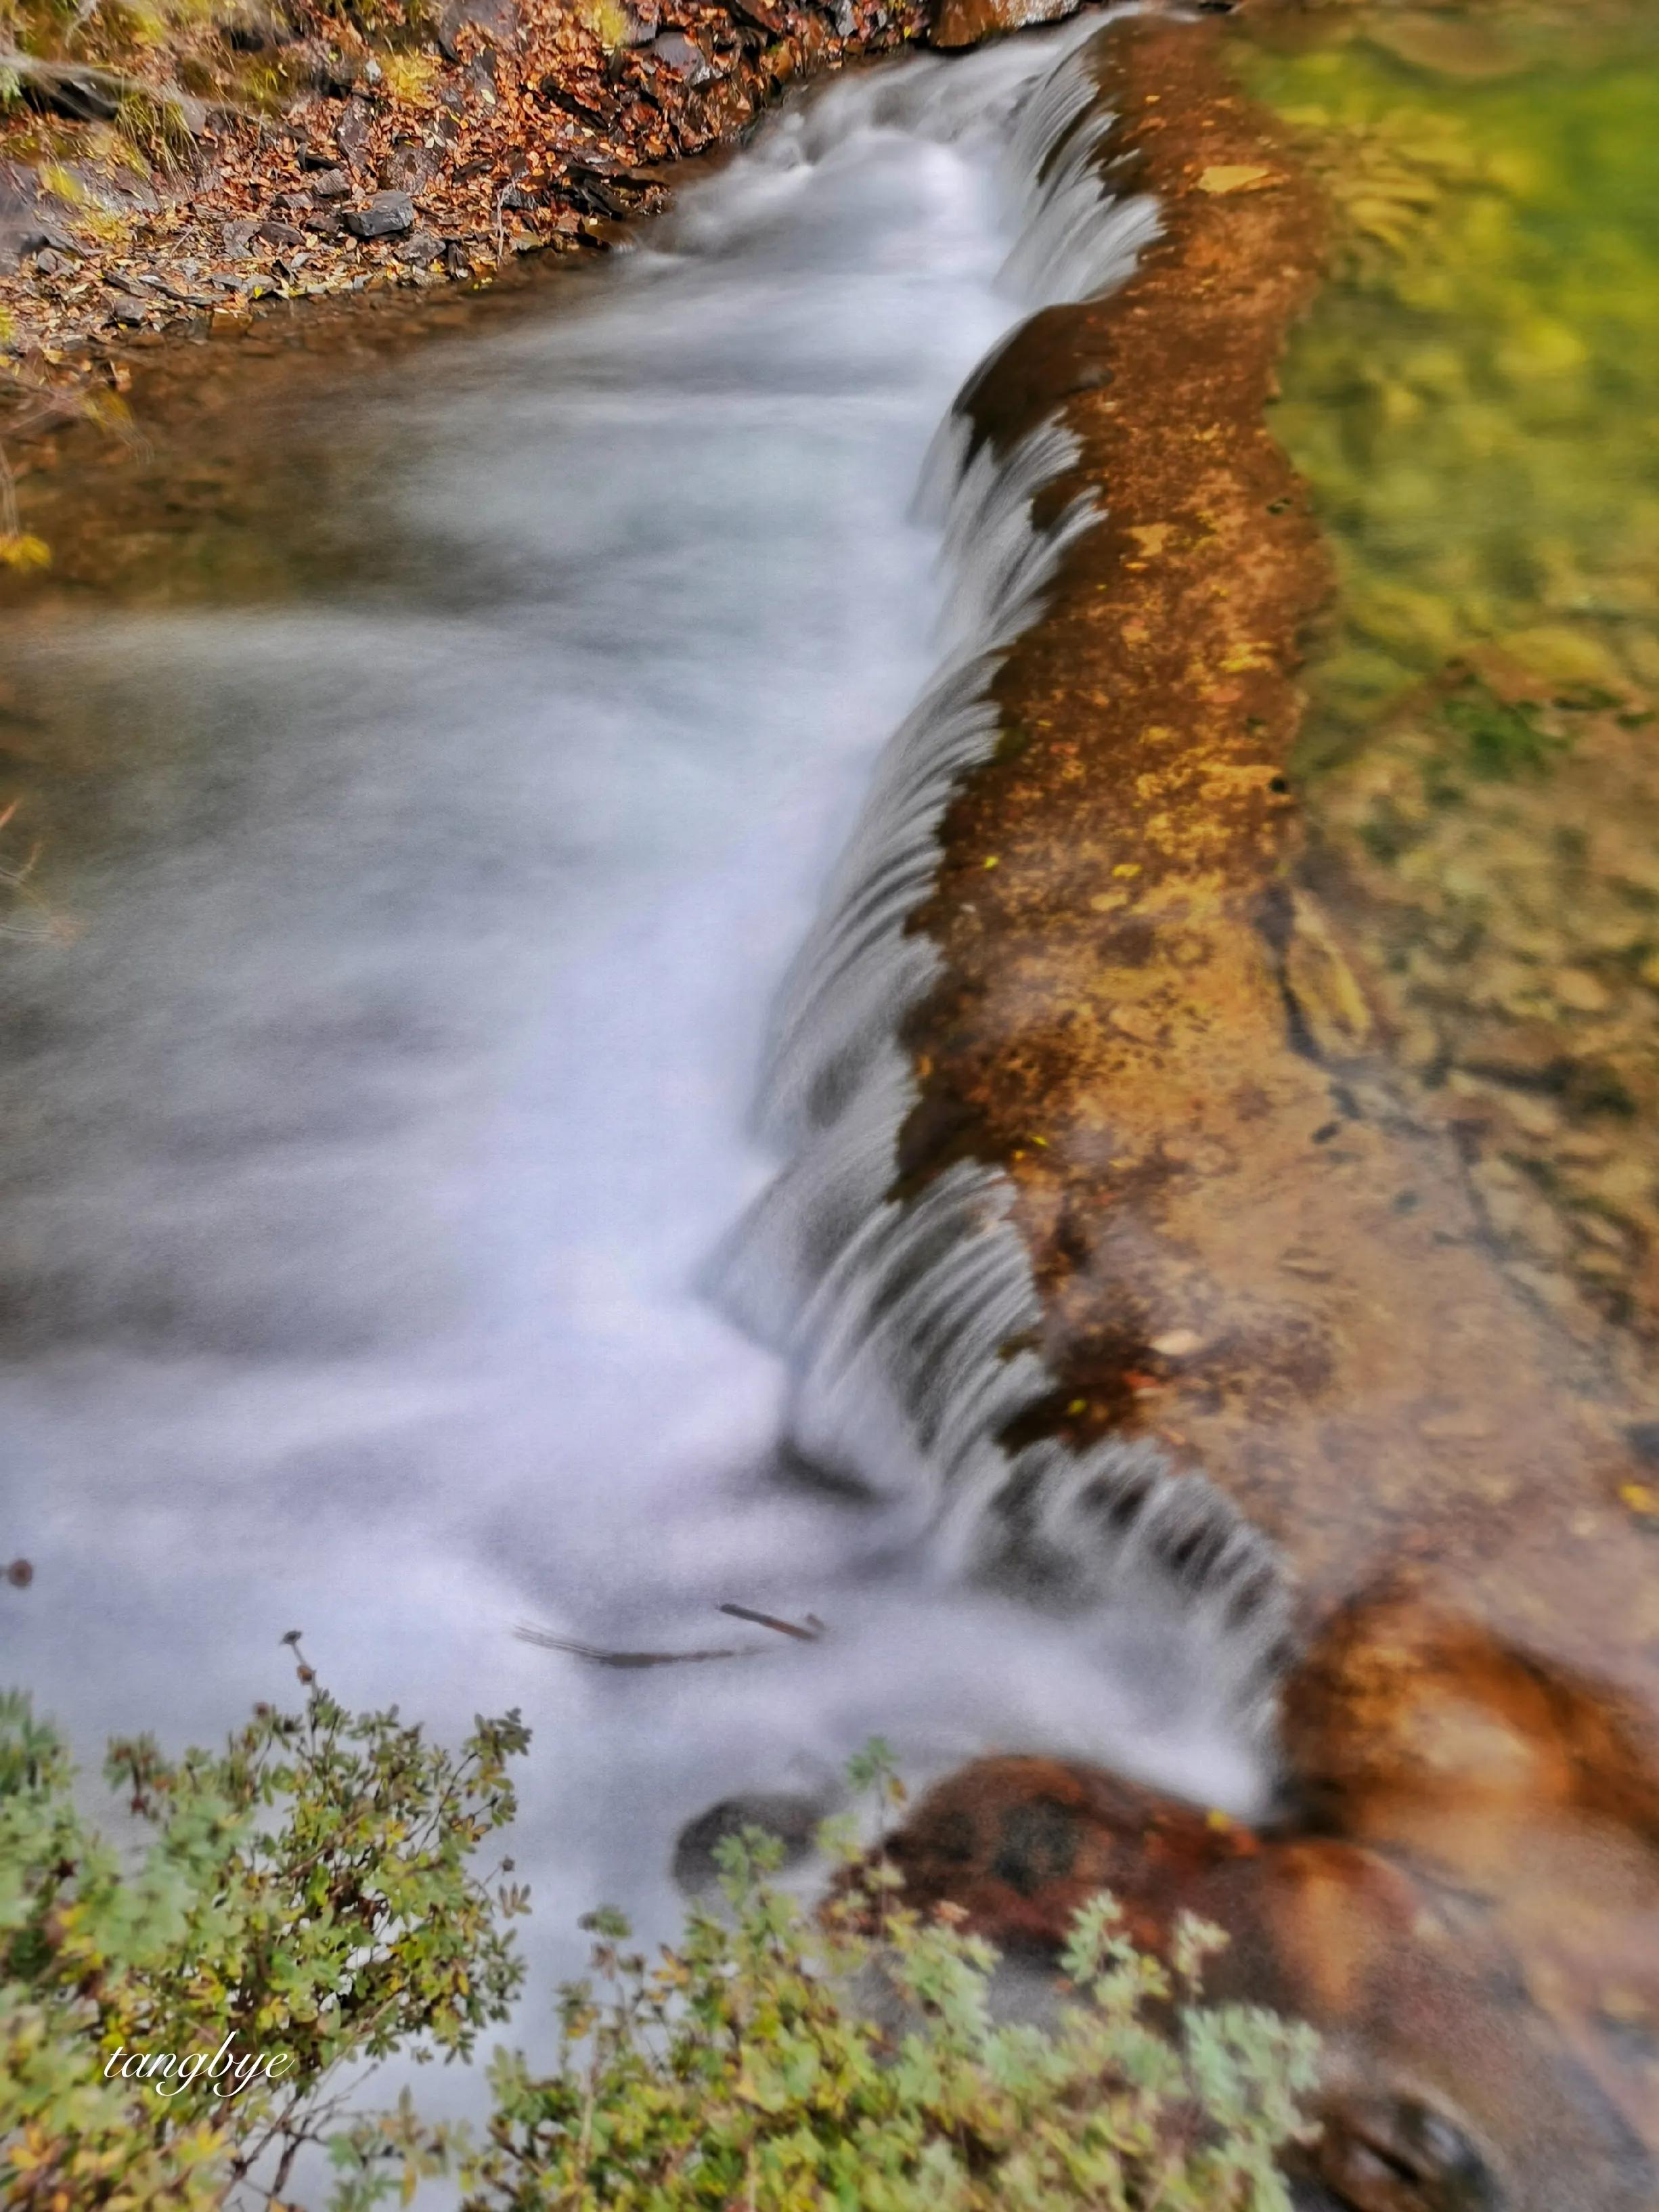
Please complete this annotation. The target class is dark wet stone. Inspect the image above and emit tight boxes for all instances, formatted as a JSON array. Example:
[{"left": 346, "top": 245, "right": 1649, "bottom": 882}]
[
  {"left": 256, "top": 219, "right": 305, "bottom": 248},
  {"left": 335, "top": 97, "right": 374, "bottom": 162},
  {"left": 988, "top": 1799, "right": 1080, "bottom": 1897},
  {"left": 1627, "top": 1421, "right": 1659, "bottom": 1465},
  {"left": 567, "top": 167, "right": 636, "bottom": 219},
  {"left": 345, "top": 191, "right": 416, "bottom": 240},
  {"left": 538, "top": 74, "right": 613, "bottom": 124},
  {"left": 435, "top": 0, "right": 516, "bottom": 59},
  {"left": 383, "top": 141, "right": 442, "bottom": 193},
  {"left": 646, "top": 30, "right": 715, "bottom": 83},
  {"left": 672, "top": 1792, "right": 825, "bottom": 1895},
  {"left": 20, "top": 220, "right": 79, "bottom": 259},
  {"left": 395, "top": 229, "right": 444, "bottom": 265}
]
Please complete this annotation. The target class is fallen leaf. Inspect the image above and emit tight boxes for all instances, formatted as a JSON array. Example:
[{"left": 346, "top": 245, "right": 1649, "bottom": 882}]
[
  {"left": 1128, "top": 523, "right": 1173, "bottom": 555},
  {"left": 1197, "top": 163, "right": 1277, "bottom": 196}
]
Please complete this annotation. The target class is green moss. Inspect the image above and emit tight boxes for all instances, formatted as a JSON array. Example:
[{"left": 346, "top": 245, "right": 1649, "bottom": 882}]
[
  {"left": 1233, "top": 9, "right": 1659, "bottom": 773},
  {"left": 1440, "top": 676, "right": 1565, "bottom": 780}
]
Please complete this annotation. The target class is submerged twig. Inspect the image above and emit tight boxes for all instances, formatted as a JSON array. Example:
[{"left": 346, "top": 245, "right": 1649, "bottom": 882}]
[
  {"left": 717, "top": 1603, "right": 826, "bottom": 1643},
  {"left": 514, "top": 1629, "right": 756, "bottom": 1669},
  {"left": 517, "top": 1606, "right": 827, "bottom": 1669}
]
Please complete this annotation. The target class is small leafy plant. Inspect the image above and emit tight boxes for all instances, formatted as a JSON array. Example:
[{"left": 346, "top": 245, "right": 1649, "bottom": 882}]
[
  {"left": 1, "top": 1637, "right": 529, "bottom": 2207},
  {"left": 339, "top": 1748, "right": 1321, "bottom": 2212},
  {"left": 2, "top": 1658, "right": 1319, "bottom": 2212}
]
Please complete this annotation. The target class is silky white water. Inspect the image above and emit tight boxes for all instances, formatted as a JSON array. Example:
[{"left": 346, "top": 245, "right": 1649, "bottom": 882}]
[{"left": 0, "top": 18, "right": 1261, "bottom": 2097}]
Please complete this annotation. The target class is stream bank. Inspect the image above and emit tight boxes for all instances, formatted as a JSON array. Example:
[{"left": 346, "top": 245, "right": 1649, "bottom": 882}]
[{"left": 0, "top": 0, "right": 1105, "bottom": 565}]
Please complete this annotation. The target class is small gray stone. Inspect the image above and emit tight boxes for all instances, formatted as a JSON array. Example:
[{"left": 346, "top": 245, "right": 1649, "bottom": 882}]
[
  {"left": 104, "top": 290, "right": 149, "bottom": 325},
  {"left": 435, "top": 0, "right": 515, "bottom": 59},
  {"left": 256, "top": 219, "right": 306, "bottom": 248},
  {"left": 21, "top": 221, "right": 79, "bottom": 259},
  {"left": 646, "top": 30, "right": 714, "bottom": 81},
  {"left": 382, "top": 141, "right": 441, "bottom": 193},
  {"left": 336, "top": 97, "right": 373, "bottom": 164},
  {"left": 309, "top": 169, "right": 352, "bottom": 201},
  {"left": 345, "top": 190, "right": 416, "bottom": 240}
]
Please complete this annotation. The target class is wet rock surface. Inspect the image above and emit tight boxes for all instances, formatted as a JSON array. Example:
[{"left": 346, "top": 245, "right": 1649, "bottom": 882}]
[
  {"left": 1304, "top": 675, "right": 1659, "bottom": 1405},
  {"left": 879, "top": 7, "right": 1659, "bottom": 2197}
]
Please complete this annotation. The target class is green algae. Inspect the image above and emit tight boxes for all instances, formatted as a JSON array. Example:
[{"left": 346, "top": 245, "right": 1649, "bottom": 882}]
[
  {"left": 1229, "top": 7, "right": 1659, "bottom": 1386},
  {"left": 1233, "top": 7, "right": 1659, "bottom": 774}
]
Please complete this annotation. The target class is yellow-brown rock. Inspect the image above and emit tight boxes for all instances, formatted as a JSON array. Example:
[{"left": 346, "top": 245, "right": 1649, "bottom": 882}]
[{"left": 929, "top": 0, "right": 1080, "bottom": 52}]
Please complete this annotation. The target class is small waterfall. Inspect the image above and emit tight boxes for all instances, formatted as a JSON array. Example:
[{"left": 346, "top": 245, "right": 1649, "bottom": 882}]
[
  {"left": 717, "top": 30, "right": 1292, "bottom": 1725},
  {"left": 2, "top": 19, "right": 1281, "bottom": 2033}
]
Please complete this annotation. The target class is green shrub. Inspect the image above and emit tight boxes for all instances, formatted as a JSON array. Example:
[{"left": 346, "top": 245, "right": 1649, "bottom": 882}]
[
  {"left": 0, "top": 1638, "right": 529, "bottom": 2207},
  {"left": 1, "top": 1662, "right": 1319, "bottom": 2211}
]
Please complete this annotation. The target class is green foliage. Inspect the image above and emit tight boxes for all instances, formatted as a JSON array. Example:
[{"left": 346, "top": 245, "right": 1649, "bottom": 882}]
[
  {"left": 1, "top": 1641, "right": 529, "bottom": 2207},
  {"left": 1235, "top": 12, "right": 1659, "bottom": 768},
  {"left": 335, "top": 1826, "right": 1320, "bottom": 2212},
  {"left": 1439, "top": 674, "right": 1564, "bottom": 781},
  {"left": 111, "top": 80, "right": 197, "bottom": 169},
  {"left": 3, "top": 1661, "right": 1318, "bottom": 2212}
]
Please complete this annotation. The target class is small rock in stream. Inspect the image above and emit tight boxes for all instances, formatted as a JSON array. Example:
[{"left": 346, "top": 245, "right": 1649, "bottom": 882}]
[
  {"left": 646, "top": 30, "right": 715, "bottom": 83},
  {"left": 345, "top": 190, "right": 416, "bottom": 239},
  {"left": 396, "top": 229, "right": 445, "bottom": 265}
]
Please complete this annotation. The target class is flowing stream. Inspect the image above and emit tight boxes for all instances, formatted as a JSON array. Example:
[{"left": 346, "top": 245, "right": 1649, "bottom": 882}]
[{"left": 0, "top": 9, "right": 1262, "bottom": 2059}]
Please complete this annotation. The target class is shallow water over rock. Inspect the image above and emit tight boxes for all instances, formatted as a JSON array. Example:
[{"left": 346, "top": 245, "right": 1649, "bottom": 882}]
[{"left": 1237, "top": 4, "right": 1659, "bottom": 1415}]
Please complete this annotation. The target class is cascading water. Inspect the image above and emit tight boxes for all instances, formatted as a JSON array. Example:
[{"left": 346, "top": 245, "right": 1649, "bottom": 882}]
[{"left": 2, "top": 11, "right": 1273, "bottom": 2045}]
